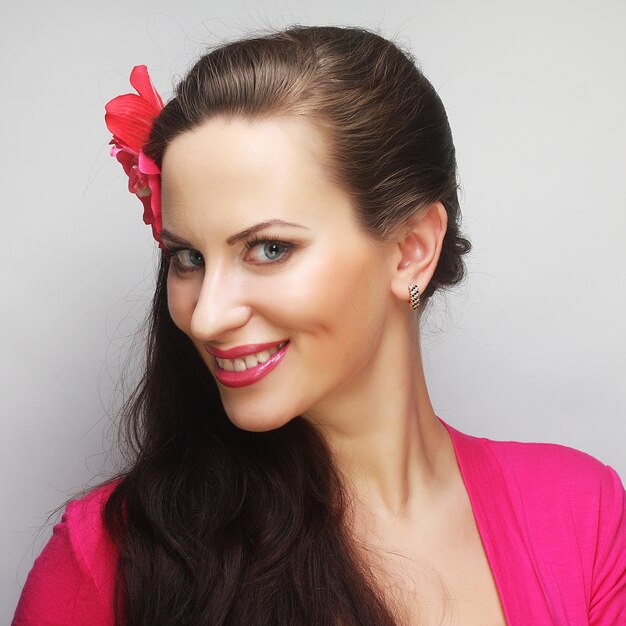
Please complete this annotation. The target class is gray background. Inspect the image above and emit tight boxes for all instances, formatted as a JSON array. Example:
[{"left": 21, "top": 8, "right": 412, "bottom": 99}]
[{"left": 2, "top": 0, "right": 625, "bottom": 620}]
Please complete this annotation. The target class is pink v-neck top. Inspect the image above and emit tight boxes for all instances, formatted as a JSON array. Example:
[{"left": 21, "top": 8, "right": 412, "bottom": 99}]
[
  {"left": 441, "top": 420, "right": 626, "bottom": 624},
  {"left": 12, "top": 420, "right": 626, "bottom": 625}
]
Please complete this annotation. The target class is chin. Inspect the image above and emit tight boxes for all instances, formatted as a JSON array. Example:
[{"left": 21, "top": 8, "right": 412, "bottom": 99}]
[{"left": 223, "top": 404, "right": 297, "bottom": 433}]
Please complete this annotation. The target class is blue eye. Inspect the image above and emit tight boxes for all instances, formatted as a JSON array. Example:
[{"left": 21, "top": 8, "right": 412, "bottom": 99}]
[
  {"left": 262, "top": 242, "right": 287, "bottom": 260},
  {"left": 168, "top": 248, "right": 204, "bottom": 272},
  {"left": 244, "top": 238, "right": 292, "bottom": 264}
]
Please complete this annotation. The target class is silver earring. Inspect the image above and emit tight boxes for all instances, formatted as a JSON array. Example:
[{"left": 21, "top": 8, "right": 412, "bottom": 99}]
[{"left": 408, "top": 284, "right": 421, "bottom": 310}]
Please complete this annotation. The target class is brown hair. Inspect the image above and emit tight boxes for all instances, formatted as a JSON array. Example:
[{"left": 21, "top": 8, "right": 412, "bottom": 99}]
[
  {"left": 146, "top": 24, "right": 469, "bottom": 302},
  {"left": 104, "top": 25, "right": 470, "bottom": 625}
]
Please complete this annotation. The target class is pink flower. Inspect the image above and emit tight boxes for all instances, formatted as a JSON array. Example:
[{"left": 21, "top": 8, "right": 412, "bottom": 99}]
[{"left": 105, "top": 65, "right": 164, "bottom": 246}]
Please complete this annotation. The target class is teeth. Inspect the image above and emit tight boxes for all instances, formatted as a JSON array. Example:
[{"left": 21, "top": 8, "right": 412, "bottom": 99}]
[
  {"left": 244, "top": 354, "right": 259, "bottom": 368},
  {"left": 216, "top": 342, "right": 288, "bottom": 373},
  {"left": 221, "top": 358, "right": 235, "bottom": 372},
  {"left": 257, "top": 350, "right": 271, "bottom": 363}
]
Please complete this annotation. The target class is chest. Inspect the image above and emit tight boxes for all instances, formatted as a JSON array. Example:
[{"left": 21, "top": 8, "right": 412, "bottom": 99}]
[
  {"left": 374, "top": 540, "right": 507, "bottom": 625},
  {"left": 356, "top": 496, "right": 507, "bottom": 625}
]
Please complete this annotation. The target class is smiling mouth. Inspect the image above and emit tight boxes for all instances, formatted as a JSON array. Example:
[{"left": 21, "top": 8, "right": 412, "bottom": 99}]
[
  {"left": 215, "top": 341, "right": 288, "bottom": 372},
  {"left": 212, "top": 341, "right": 290, "bottom": 388}
]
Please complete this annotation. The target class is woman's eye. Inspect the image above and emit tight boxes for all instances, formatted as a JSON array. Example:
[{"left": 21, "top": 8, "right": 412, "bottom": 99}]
[
  {"left": 169, "top": 248, "right": 204, "bottom": 272},
  {"left": 244, "top": 240, "right": 292, "bottom": 264}
]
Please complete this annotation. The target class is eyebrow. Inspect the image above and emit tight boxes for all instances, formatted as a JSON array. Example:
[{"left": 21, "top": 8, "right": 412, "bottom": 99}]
[
  {"left": 159, "top": 229, "right": 194, "bottom": 247},
  {"left": 160, "top": 219, "right": 309, "bottom": 248},
  {"left": 225, "top": 219, "right": 309, "bottom": 245}
]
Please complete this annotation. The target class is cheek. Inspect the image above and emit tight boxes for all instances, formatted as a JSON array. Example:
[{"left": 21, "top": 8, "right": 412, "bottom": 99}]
[
  {"left": 260, "top": 242, "right": 388, "bottom": 353},
  {"left": 167, "top": 274, "right": 216, "bottom": 373},
  {"left": 166, "top": 272, "right": 199, "bottom": 335},
  {"left": 320, "top": 260, "right": 388, "bottom": 358}
]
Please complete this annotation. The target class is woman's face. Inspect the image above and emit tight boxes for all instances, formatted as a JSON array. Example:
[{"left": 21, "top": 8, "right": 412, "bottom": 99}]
[{"left": 161, "top": 116, "right": 397, "bottom": 432}]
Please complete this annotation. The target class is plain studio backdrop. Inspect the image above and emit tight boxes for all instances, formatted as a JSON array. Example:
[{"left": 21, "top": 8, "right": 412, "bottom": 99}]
[{"left": 2, "top": 0, "right": 625, "bottom": 619}]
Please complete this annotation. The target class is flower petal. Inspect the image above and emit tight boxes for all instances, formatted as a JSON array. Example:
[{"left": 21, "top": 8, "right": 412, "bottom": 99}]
[
  {"left": 138, "top": 150, "right": 161, "bottom": 175},
  {"left": 105, "top": 94, "right": 159, "bottom": 153},
  {"left": 147, "top": 174, "right": 162, "bottom": 233},
  {"left": 111, "top": 147, "right": 135, "bottom": 177},
  {"left": 105, "top": 65, "right": 164, "bottom": 248},
  {"left": 129, "top": 65, "right": 164, "bottom": 110}
]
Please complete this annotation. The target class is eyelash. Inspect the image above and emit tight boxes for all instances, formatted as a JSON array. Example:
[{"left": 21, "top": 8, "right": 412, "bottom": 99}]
[
  {"left": 165, "top": 236, "right": 295, "bottom": 274},
  {"left": 243, "top": 236, "right": 294, "bottom": 264},
  {"left": 164, "top": 247, "right": 203, "bottom": 274}
]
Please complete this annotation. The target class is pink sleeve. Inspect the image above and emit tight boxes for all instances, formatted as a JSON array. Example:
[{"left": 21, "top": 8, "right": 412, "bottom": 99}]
[
  {"left": 12, "top": 488, "right": 118, "bottom": 626},
  {"left": 589, "top": 464, "right": 626, "bottom": 624}
]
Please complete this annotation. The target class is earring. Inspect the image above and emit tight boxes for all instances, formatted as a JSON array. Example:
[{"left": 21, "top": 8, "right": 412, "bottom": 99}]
[{"left": 408, "top": 284, "right": 421, "bottom": 310}]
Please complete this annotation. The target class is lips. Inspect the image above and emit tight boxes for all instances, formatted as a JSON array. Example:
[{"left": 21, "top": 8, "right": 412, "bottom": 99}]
[
  {"left": 204, "top": 339, "right": 287, "bottom": 360},
  {"left": 204, "top": 340, "right": 290, "bottom": 388}
]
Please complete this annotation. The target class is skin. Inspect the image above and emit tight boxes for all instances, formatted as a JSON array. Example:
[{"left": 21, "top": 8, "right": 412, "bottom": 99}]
[{"left": 160, "top": 115, "right": 506, "bottom": 625}]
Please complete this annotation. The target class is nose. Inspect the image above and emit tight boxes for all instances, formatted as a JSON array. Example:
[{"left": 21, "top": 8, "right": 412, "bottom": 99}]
[{"left": 189, "top": 264, "right": 251, "bottom": 343}]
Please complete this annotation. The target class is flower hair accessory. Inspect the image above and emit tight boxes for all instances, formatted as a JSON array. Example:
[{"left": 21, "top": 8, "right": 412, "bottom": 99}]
[{"left": 105, "top": 65, "right": 164, "bottom": 246}]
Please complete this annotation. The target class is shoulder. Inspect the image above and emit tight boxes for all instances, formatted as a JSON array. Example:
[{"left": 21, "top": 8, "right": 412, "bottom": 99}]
[
  {"left": 62, "top": 479, "right": 120, "bottom": 561},
  {"left": 475, "top": 435, "right": 625, "bottom": 532},
  {"left": 445, "top": 418, "right": 624, "bottom": 504},
  {"left": 63, "top": 479, "right": 123, "bottom": 590},
  {"left": 477, "top": 435, "right": 626, "bottom": 619},
  {"left": 12, "top": 480, "right": 121, "bottom": 626},
  {"left": 481, "top": 435, "right": 623, "bottom": 497},
  {"left": 446, "top": 419, "right": 625, "bottom": 558},
  {"left": 448, "top": 424, "right": 626, "bottom": 620}
]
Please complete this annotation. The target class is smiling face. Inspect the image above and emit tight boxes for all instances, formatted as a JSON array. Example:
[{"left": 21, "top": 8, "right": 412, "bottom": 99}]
[{"left": 161, "top": 115, "right": 398, "bottom": 432}]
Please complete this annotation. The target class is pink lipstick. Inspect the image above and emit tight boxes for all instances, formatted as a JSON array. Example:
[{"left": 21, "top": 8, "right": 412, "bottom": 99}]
[{"left": 204, "top": 340, "right": 290, "bottom": 388}]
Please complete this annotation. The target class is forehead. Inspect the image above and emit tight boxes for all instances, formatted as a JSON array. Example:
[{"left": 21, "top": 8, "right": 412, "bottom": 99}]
[{"left": 160, "top": 115, "right": 353, "bottom": 236}]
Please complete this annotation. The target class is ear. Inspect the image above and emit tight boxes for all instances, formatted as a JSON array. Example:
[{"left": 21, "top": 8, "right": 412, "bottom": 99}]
[{"left": 390, "top": 201, "right": 448, "bottom": 305}]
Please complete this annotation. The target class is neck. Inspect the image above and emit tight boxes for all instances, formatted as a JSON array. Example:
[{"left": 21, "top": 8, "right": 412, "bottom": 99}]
[{"left": 302, "top": 320, "right": 456, "bottom": 518}]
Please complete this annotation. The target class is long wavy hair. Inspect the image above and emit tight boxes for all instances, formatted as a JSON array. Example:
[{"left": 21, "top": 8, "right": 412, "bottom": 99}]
[{"left": 103, "top": 25, "right": 471, "bottom": 625}]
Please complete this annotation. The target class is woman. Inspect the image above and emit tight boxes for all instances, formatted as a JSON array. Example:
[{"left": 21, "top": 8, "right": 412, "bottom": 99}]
[{"left": 13, "top": 25, "right": 625, "bottom": 626}]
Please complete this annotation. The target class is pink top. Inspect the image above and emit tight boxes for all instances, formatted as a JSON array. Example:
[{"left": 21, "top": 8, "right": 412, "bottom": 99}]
[{"left": 12, "top": 420, "right": 626, "bottom": 625}]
